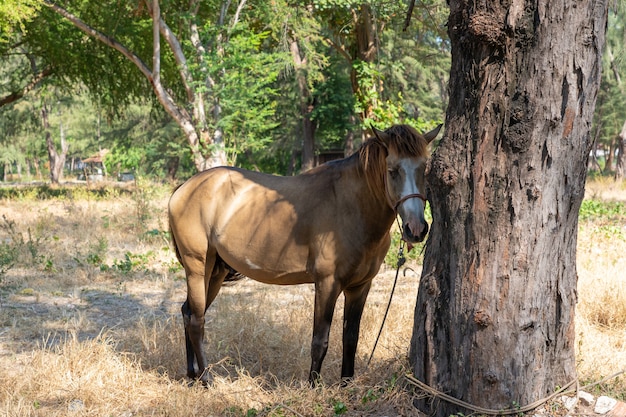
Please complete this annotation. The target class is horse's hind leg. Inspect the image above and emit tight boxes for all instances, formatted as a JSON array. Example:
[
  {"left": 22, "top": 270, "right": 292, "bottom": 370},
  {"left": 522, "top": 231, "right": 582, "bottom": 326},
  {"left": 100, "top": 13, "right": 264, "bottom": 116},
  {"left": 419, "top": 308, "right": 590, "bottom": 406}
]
[
  {"left": 341, "top": 281, "right": 372, "bottom": 383},
  {"left": 181, "top": 252, "right": 228, "bottom": 384},
  {"left": 181, "top": 299, "right": 198, "bottom": 379}
]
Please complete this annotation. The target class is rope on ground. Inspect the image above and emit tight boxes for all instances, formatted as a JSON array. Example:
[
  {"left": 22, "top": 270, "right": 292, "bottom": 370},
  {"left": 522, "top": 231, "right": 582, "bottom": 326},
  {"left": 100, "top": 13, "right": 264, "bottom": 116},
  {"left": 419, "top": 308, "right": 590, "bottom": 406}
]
[
  {"left": 403, "top": 369, "right": 625, "bottom": 416},
  {"left": 366, "top": 241, "right": 405, "bottom": 368}
]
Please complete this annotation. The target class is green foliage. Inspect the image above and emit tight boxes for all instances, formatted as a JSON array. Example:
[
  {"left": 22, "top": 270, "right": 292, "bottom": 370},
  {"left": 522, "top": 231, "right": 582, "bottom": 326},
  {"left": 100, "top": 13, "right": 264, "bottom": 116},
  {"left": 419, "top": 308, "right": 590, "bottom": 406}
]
[
  {"left": 0, "top": 184, "right": 130, "bottom": 200},
  {"left": 86, "top": 237, "right": 108, "bottom": 266},
  {"left": 331, "top": 399, "right": 348, "bottom": 415},
  {"left": 582, "top": 203, "right": 626, "bottom": 238},
  {"left": 593, "top": 8, "right": 626, "bottom": 168},
  {"left": 208, "top": 26, "right": 287, "bottom": 164},
  {"left": 0, "top": 0, "right": 450, "bottom": 178},
  {"left": 130, "top": 177, "right": 162, "bottom": 235},
  {"left": 0, "top": 214, "right": 51, "bottom": 274},
  {"left": 579, "top": 199, "right": 626, "bottom": 221},
  {"left": 0, "top": 0, "right": 40, "bottom": 41},
  {"left": 361, "top": 387, "right": 382, "bottom": 404},
  {"left": 104, "top": 250, "right": 154, "bottom": 274},
  {"left": 0, "top": 240, "right": 18, "bottom": 282}
]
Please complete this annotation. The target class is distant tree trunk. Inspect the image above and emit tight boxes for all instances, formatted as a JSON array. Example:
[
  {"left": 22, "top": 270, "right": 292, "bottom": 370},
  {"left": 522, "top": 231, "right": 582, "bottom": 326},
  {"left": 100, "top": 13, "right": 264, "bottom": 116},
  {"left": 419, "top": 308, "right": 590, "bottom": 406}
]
[
  {"left": 33, "top": 157, "right": 42, "bottom": 180},
  {"left": 290, "top": 38, "right": 317, "bottom": 171},
  {"left": 614, "top": 120, "right": 626, "bottom": 180},
  {"left": 166, "top": 156, "right": 179, "bottom": 181},
  {"left": 588, "top": 124, "right": 602, "bottom": 171},
  {"left": 325, "top": 3, "right": 379, "bottom": 142},
  {"left": 344, "top": 129, "right": 355, "bottom": 157},
  {"left": 344, "top": 114, "right": 358, "bottom": 157},
  {"left": 605, "top": 137, "right": 615, "bottom": 173},
  {"left": 42, "top": 101, "right": 69, "bottom": 184},
  {"left": 410, "top": 1, "right": 608, "bottom": 416}
]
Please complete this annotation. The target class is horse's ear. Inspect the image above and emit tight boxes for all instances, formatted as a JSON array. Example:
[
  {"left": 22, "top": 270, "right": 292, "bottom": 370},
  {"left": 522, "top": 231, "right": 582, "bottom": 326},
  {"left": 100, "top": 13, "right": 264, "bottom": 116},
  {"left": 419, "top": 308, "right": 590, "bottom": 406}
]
[
  {"left": 370, "top": 124, "right": 388, "bottom": 149},
  {"left": 423, "top": 123, "right": 443, "bottom": 144}
]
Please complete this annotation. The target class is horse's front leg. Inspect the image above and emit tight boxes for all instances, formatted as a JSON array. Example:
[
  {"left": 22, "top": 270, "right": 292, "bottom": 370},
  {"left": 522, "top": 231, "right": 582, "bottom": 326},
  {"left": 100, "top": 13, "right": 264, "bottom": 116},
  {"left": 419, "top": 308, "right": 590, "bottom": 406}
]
[
  {"left": 341, "top": 281, "right": 372, "bottom": 383},
  {"left": 309, "top": 279, "right": 341, "bottom": 386}
]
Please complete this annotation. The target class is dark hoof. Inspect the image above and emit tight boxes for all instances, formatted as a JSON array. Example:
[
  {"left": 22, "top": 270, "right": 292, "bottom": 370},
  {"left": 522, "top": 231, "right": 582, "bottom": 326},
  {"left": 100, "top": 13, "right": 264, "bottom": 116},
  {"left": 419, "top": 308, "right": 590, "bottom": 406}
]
[
  {"left": 308, "top": 372, "right": 322, "bottom": 388},
  {"left": 186, "top": 377, "right": 211, "bottom": 388},
  {"left": 185, "top": 370, "right": 212, "bottom": 388}
]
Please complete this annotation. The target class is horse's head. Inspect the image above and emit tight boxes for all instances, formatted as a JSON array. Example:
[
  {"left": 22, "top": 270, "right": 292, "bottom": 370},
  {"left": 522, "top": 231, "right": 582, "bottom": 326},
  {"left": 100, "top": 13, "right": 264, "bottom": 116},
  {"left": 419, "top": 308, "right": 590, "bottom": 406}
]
[{"left": 372, "top": 124, "right": 442, "bottom": 245}]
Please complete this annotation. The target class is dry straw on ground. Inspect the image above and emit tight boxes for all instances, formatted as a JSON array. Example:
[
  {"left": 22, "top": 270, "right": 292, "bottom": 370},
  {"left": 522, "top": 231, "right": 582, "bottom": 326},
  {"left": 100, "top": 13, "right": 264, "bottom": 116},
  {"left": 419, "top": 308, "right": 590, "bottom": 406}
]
[{"left": 0, "top": 179, "right": 624, "bottom": 416}]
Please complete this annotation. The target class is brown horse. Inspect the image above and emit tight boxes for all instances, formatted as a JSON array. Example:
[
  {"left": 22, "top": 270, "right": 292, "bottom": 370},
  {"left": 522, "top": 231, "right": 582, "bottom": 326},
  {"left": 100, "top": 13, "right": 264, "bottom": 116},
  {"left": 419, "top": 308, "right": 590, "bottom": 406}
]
[{"left": 168, "top": 124, "right": 441, "bottom": 385}]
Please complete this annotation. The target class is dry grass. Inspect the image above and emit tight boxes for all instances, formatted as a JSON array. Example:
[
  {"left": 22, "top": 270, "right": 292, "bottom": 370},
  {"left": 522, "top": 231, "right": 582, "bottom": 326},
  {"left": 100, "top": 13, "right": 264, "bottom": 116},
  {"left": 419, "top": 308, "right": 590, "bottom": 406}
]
[
  {"left": 576, "top": 179, "right": 626, "bottom": 396},
  {"left": 0, "top": 178, "right": 624, "bottom": 416}
]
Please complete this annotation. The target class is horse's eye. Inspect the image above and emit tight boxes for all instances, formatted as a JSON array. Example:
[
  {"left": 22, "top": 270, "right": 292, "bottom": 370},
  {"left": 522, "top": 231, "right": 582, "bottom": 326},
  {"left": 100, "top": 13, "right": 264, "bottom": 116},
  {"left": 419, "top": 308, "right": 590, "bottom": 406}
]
[{"left": 388, "top": 168, "right": 399, "bottom": 178}]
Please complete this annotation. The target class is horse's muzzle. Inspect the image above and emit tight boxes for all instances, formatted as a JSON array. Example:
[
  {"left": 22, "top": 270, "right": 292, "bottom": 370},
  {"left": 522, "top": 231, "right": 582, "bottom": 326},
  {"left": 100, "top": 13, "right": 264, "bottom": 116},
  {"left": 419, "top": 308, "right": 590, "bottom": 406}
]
[{"left": 403, "top": 221, "right": 429, "bottom": 243}]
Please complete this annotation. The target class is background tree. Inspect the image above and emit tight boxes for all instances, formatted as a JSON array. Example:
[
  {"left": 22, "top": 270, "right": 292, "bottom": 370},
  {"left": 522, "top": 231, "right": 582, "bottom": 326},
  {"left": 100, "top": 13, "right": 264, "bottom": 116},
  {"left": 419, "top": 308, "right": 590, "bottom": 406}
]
[
  {"left": 409, "top": 1, "right": 609, "bottom": 416},
  {"left": 39, "top": 0, "right": 287, "bottom": 171},
  {"left": 0, "top": 0, "right": 39, "bottom": 43},
  {"left": 593, "top": 7, "right": 626, "bottom": 177},
  {"left": 1, "top": 0, "right": 451, "bottom": 179},
  {"left": 379, "top": 2, "right": 449, "bottom": 123}
]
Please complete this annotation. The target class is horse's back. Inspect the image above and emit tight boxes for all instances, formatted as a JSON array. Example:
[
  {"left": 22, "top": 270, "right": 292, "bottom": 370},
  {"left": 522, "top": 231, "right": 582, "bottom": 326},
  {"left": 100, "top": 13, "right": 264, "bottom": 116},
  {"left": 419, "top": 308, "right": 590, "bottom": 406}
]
[{"left": 168, "top": 167, "right": 322, "bottom": 284}]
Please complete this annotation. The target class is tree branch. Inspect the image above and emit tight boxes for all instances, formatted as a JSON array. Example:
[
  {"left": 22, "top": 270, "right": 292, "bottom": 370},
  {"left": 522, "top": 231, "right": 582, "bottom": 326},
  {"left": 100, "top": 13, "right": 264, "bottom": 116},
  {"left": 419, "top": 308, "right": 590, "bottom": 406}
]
[
  {"left": 403, "top": 0, "right": 416, "bottom": 32},
  {"left": 0, "top": 67, "right": 52, "bottom": 108},
  {"left": 323, "top": 36, "right": 352, "bottom": 63},
  {"left": 43, "top": 0, "right": 204, "bottom": 167},
  {"left": 229, "top": 0, "right": 247, "bottom": 33},
  {"left": 43, "top": 0, "right": 153, "bottom": 80},
  {"left": 152, "top": 0, "right": 160, "bottom": 86},
  {"left": 143, "top": 0, "right": 195, "bottom": 103}
]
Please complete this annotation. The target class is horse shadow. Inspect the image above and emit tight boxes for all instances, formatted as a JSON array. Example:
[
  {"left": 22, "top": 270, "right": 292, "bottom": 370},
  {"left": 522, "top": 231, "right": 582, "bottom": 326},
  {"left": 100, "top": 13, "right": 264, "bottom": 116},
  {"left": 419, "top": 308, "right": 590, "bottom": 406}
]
[{"left": 0, "top": 275, "right": 349, "bottom": 386}]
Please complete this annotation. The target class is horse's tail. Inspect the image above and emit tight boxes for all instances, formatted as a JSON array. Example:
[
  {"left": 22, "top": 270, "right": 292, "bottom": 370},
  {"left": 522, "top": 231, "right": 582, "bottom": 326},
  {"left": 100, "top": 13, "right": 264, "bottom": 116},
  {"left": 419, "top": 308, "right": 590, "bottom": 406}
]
[
  {"left": 169, "top": 184, "right": 184, "bottom": 266},
  {"left": 169, "top": 224, "right": 183, "bottom": 265}
]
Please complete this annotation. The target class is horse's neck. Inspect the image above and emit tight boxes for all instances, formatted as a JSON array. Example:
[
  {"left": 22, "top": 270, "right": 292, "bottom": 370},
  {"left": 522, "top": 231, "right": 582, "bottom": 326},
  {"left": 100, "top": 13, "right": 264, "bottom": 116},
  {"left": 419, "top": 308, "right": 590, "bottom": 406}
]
[{"left": 341, "top": 158, "right": 396, "bottom": 236}]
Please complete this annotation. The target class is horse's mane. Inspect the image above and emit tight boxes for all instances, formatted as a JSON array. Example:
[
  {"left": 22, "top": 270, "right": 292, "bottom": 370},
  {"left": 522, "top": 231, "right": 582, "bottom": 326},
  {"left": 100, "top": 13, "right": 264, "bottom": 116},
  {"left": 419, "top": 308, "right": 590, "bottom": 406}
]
[{"left": 357, "top": 124, "right": 429, "bottom": 196}]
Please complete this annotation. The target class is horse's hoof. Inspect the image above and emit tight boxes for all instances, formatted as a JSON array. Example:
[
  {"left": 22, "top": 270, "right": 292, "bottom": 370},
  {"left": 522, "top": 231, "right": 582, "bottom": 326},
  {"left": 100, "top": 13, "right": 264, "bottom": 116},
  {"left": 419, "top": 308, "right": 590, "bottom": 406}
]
[
  {"left": 308, "top": 374, "right": 324, "bottom": 389},
  {"left": 186, "top": 377, "right": 211, "bottom": 388}
]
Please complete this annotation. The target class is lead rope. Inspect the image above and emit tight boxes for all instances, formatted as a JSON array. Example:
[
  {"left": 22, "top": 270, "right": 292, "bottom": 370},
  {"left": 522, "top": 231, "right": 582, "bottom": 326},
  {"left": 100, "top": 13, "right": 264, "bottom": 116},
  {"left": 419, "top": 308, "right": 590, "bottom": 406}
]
[{"left": 367, "top": 218, "right": 406, "bottom": 368}]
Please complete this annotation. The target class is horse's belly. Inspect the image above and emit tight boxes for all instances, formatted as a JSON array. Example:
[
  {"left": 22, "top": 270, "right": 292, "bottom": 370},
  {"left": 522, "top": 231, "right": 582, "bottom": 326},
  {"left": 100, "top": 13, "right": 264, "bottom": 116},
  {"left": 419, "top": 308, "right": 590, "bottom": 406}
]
[
  {"left": 217, "top": 241, "right": 313, "bottom": 285},
  {"left": 213, "top": 217, "right": 314, "bottom": 285}
]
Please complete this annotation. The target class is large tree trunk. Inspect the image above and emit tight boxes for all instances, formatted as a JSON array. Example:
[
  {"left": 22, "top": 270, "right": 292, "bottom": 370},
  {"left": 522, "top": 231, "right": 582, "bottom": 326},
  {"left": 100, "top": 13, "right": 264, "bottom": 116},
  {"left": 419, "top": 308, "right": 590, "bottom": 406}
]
[{"left": 409, "top": 1, "right": 608, "bottom": 416}]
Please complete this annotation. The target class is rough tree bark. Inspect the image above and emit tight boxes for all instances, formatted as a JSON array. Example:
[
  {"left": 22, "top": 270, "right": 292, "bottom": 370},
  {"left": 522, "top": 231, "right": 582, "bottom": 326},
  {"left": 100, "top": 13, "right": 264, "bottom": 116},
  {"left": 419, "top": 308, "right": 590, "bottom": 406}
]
[{"left": 409, "top": 1, "right": 608, "bottom": 416}]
